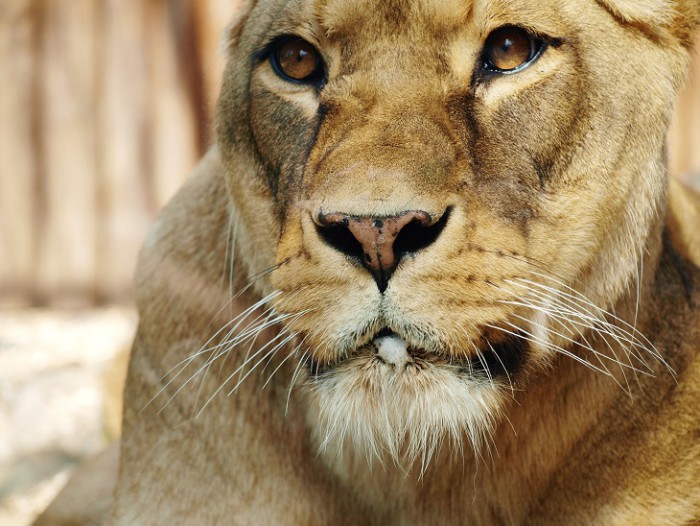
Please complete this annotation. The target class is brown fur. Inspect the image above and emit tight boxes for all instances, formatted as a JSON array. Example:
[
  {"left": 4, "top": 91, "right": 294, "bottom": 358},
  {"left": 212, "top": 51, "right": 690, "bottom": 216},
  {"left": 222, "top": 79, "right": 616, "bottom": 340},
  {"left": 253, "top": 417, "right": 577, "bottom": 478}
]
[{"left": 41, "top": 0, "right": 700, "bottom": 524}]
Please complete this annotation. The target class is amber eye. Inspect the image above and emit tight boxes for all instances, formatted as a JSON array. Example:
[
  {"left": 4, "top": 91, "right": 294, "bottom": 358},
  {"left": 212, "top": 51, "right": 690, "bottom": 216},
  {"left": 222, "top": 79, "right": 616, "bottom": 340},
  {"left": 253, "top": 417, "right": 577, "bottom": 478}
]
[
  {"left": 271, "top": 38, "right": 323, "bottom": 84},
  {"left": 482, "top": 27, "right": 540, "bottom": 73}
]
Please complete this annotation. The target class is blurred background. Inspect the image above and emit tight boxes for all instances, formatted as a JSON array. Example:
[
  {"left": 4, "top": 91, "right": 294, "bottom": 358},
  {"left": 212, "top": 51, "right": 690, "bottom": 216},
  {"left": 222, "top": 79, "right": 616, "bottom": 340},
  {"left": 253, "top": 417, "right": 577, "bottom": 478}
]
[
  {"left": 0, "top": 1, "right": 697, "bottom": 523},
  {"left": 0, "top": 0, "right": 238, "bottom": 308},
  {"left": 0, "top": 1, "right": 239, "bottom": 523}
]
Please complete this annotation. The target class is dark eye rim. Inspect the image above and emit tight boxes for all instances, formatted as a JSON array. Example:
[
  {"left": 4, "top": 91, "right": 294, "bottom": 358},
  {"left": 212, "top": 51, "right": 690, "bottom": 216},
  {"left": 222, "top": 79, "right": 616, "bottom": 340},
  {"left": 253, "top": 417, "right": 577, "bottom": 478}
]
[
  {"left": 480, "top": 26, "right": 547, "bottom": 76},
  {"left": 267, "top": 35, "right": 327, "bottom": 87}
]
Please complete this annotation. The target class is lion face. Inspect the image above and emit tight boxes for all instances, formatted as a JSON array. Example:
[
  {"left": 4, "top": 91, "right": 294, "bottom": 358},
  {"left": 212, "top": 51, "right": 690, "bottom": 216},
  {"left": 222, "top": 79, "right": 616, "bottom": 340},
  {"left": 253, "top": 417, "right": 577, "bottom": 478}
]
[{"left": 216, "top": 0, "right": 694, "bottom": 462}]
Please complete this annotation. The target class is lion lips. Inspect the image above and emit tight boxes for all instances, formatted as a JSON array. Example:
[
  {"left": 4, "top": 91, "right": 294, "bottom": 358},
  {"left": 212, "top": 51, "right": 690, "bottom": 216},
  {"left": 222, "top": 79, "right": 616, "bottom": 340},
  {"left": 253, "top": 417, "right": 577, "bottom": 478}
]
[{"left": 305, "top": 324, "right": 529, "bottom": 385}]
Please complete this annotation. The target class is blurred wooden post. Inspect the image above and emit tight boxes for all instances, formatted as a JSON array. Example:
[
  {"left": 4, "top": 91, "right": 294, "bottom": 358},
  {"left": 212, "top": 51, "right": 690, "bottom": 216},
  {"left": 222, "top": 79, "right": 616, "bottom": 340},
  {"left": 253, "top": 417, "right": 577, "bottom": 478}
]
[
  {"left": 669, "top": 34, "right": 700, "bottom": 183},
  {"left": 94, "top": 0, "right": 152, "bottom": 304},
  {"left": 192, "top": 0, "right": 238, "bottom": 120},
  {"left": 0, "top": 0, "right": 39, "bottom": 307},
  {"left": 146, "top": 0, "right": 201, "bottom": 210},
  {"left": 33, "top": 0, "right": 99, "bottom": 307},
  {"left": 0, "top": 0, "right": 238, "bottom": 307}
]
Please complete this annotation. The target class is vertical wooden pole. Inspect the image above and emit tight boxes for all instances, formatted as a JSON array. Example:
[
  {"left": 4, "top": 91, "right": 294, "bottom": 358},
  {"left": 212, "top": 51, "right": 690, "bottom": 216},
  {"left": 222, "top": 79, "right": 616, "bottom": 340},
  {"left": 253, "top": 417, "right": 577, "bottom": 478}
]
[
  {"left": 93, "top": 0, "right": 152, "bottom": 304},
  {"left": 145, "top": 0, "right": 201, "bottom": 210},
  {"left": 192, "top": 0, "right": 241, "bottom": 127},
  {"left": 0, "top": 0, "right": 38, "bottom": 307},
  {"left": 33, "top": 0, "right": 98, "bottom": 307},
  {"left": 669, "top": 36, "right": 700, "bottom": 184}
]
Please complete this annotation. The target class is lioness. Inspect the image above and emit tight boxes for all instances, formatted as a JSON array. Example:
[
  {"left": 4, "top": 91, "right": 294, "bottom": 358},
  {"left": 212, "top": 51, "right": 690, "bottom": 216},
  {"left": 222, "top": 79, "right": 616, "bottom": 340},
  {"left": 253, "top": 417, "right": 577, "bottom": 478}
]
[{"left": 40, "top": 0, "right": 700, "bottom": 524}]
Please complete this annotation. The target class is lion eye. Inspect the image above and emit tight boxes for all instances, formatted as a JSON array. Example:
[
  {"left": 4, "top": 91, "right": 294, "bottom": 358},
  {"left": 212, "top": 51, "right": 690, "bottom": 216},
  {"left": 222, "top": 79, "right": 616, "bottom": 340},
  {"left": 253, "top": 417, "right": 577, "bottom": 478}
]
[
  {"left": 482, "top": 27, "right": 541, "bottom": 73},
  {"left": 271, "top": 38, "right": 323, "bottom": 84}
]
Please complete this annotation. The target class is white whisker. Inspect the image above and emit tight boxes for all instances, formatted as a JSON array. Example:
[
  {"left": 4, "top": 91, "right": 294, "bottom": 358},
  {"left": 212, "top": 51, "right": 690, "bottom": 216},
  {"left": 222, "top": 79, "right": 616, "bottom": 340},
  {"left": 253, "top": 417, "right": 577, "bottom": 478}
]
[
  {"left": 286, "top": 351, "right": 309, "bottom": 416},
  {"left": 263, "top": 336, "right": 307, "bottom": 389},
  {"left": 194, "top": 328, "right": 297, "bottom": 417},
  {"left": 485, "top": 322, "right": 612, "bottom": 377}
]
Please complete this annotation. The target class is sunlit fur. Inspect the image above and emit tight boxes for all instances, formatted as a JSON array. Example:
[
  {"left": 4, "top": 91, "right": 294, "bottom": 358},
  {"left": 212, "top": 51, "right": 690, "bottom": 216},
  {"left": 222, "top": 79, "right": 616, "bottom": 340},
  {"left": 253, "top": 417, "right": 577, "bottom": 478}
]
[{"left": 38, "top": 1, "right": 700, "bottom": 525}]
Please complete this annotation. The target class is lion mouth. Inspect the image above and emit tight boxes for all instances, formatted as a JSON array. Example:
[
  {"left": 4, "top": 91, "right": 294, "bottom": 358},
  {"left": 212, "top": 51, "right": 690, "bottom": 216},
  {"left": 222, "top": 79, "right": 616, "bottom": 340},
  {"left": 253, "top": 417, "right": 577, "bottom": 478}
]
[
  {"left": 307, "top": 327, "right": 527, "bottom": 379},
  {"left": 307, "top": 327, "right": 415, "bottom": 376},
  {"left": 373, "top": 330, "right": 412, "bottom": 367}
]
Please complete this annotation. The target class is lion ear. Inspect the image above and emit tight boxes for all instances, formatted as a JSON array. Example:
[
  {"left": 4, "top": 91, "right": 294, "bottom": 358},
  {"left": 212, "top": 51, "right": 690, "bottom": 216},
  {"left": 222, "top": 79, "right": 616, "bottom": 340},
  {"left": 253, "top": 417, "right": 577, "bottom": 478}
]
[
  {"left": 223, "top": 0, "right": 259, "bottom": 51},
  {"left": 596, "top": 0, "right": 699, "bottom": 45}
]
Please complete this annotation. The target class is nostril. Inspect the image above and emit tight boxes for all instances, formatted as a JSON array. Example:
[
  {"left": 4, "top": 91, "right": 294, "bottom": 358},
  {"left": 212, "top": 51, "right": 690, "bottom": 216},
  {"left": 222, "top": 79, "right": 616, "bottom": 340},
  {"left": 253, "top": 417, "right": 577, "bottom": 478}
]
[
  {"left": 393, "top": 207, "right": 450, "bottom": 257},
  {"left": 316, "top": 222, "right": 366, "bottom": 264}
]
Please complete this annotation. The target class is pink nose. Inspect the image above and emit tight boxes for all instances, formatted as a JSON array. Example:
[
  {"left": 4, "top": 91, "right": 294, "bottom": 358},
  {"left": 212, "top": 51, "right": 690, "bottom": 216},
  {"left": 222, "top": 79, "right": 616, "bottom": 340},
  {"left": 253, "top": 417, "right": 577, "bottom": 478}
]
[{"left": 316, "top": 209, "right": 448, "bottom": 291}]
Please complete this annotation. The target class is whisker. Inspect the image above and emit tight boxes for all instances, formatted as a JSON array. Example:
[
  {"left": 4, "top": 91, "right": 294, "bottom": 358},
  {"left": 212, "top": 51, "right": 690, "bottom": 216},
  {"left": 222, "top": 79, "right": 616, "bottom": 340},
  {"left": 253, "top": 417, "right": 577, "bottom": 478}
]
[
  {"left": 485, "top": 323, "right": 612, "bottom": 377},
  {"left": 221, "top": 211, "right": 234, "bottom": 301},
  {"left": 141, "top": 291, "right": 283, "bottom": 412},
  {"left": 230, "top": 217, "right": 239, "bottom": 300},
  {"left": 287, "top": 351, "right": 309, "bottom": 416},
  {"left": 517, "top": 288, "right": 661, "bottom": 375},
  {"left": 470, "top": 341, "right": 494, "bottom": 388},
  {"left": 508, "top": 311, "right": 648, "bottom": 376},
  {"left": 533, "top": 302, "right": 637, "bottom": 393},
  {"left": 263, "top": 336, "right": 308, "bottom": 389},
  {"left": 518, "top": 274, "right": 668, "bottom": 368},
  {"left": 485, "top": 340, "right": 514, "bottom": 396},
  {"left": 156, "top": 308, "right": 314, "bottom": 414},
  {"left": 180, "top": 291, "right": 283, "bottom": 375},
  {"left": 193, "top": 327, "right": 297, "bottom": 417},
  {"left": 226, "top": 331, "right": 300, "bottom": 396},
  {"left": 235, "top": 309, "right": 278, "bottom": 383},
  {"left": 502, "top": 277, "right": 665, "bottom": 367},
  {"left": 493, "top": 280, "right": 649, "bottom": 381}
]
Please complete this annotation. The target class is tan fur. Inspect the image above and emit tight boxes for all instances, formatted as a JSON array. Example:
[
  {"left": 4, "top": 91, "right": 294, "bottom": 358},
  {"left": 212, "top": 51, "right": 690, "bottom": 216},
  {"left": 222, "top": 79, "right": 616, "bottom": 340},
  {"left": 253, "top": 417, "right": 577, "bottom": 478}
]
[
  {"left": 41, "top": 0, "right": 700, "bottom": 524},
  {"left": 33, "top": 444, "right": 119, "bottom": 526}
]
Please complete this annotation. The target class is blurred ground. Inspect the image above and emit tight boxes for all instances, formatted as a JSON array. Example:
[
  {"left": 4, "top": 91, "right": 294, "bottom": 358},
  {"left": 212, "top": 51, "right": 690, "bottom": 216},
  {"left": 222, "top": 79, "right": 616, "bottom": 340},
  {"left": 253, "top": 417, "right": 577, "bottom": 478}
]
[{"left": 0, "top": 308, "right": 135, "bottom": 526}]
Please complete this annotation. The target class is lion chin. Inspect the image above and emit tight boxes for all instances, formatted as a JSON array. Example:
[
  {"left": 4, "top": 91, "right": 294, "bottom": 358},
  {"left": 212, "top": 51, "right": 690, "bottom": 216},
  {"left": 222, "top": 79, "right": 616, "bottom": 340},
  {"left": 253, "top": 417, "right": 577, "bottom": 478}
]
[{"left": 306, "top": 330, "right": 504, "bottom": 468}]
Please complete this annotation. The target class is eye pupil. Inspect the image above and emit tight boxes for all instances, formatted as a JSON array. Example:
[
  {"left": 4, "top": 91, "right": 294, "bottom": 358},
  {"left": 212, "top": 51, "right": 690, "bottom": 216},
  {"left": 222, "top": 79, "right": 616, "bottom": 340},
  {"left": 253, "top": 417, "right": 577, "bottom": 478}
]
[
  {"left": 483, "top": 27, "right": 537, "bottom": 73},
  {"left": 274, "top": 38, "right": 321, "bottom": 82},
  {"left": 500, "top": 38, "right": 515, "bottom": 53}
]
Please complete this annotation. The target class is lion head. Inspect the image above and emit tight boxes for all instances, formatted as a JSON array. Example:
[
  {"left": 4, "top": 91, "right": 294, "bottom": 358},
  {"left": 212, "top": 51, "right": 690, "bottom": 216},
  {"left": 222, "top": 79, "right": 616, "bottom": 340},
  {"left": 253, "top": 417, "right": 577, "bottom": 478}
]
[{"left": 215, "top": 0, "right": 698, "bottom": 465}]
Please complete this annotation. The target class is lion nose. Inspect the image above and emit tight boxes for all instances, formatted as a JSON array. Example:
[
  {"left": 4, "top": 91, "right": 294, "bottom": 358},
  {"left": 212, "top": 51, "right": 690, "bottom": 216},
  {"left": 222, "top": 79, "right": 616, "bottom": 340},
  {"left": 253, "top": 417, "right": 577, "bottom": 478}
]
[{"left": 315, "top": 209, "right": 449, "bottom": 292}]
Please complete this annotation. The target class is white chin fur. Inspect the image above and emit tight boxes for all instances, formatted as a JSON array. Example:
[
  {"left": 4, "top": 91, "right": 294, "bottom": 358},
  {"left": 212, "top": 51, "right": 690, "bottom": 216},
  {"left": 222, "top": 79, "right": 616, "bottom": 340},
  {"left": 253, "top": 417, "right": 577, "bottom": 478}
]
[{"left": 305, "top": 347, "right": 504, "bottom": 470}]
